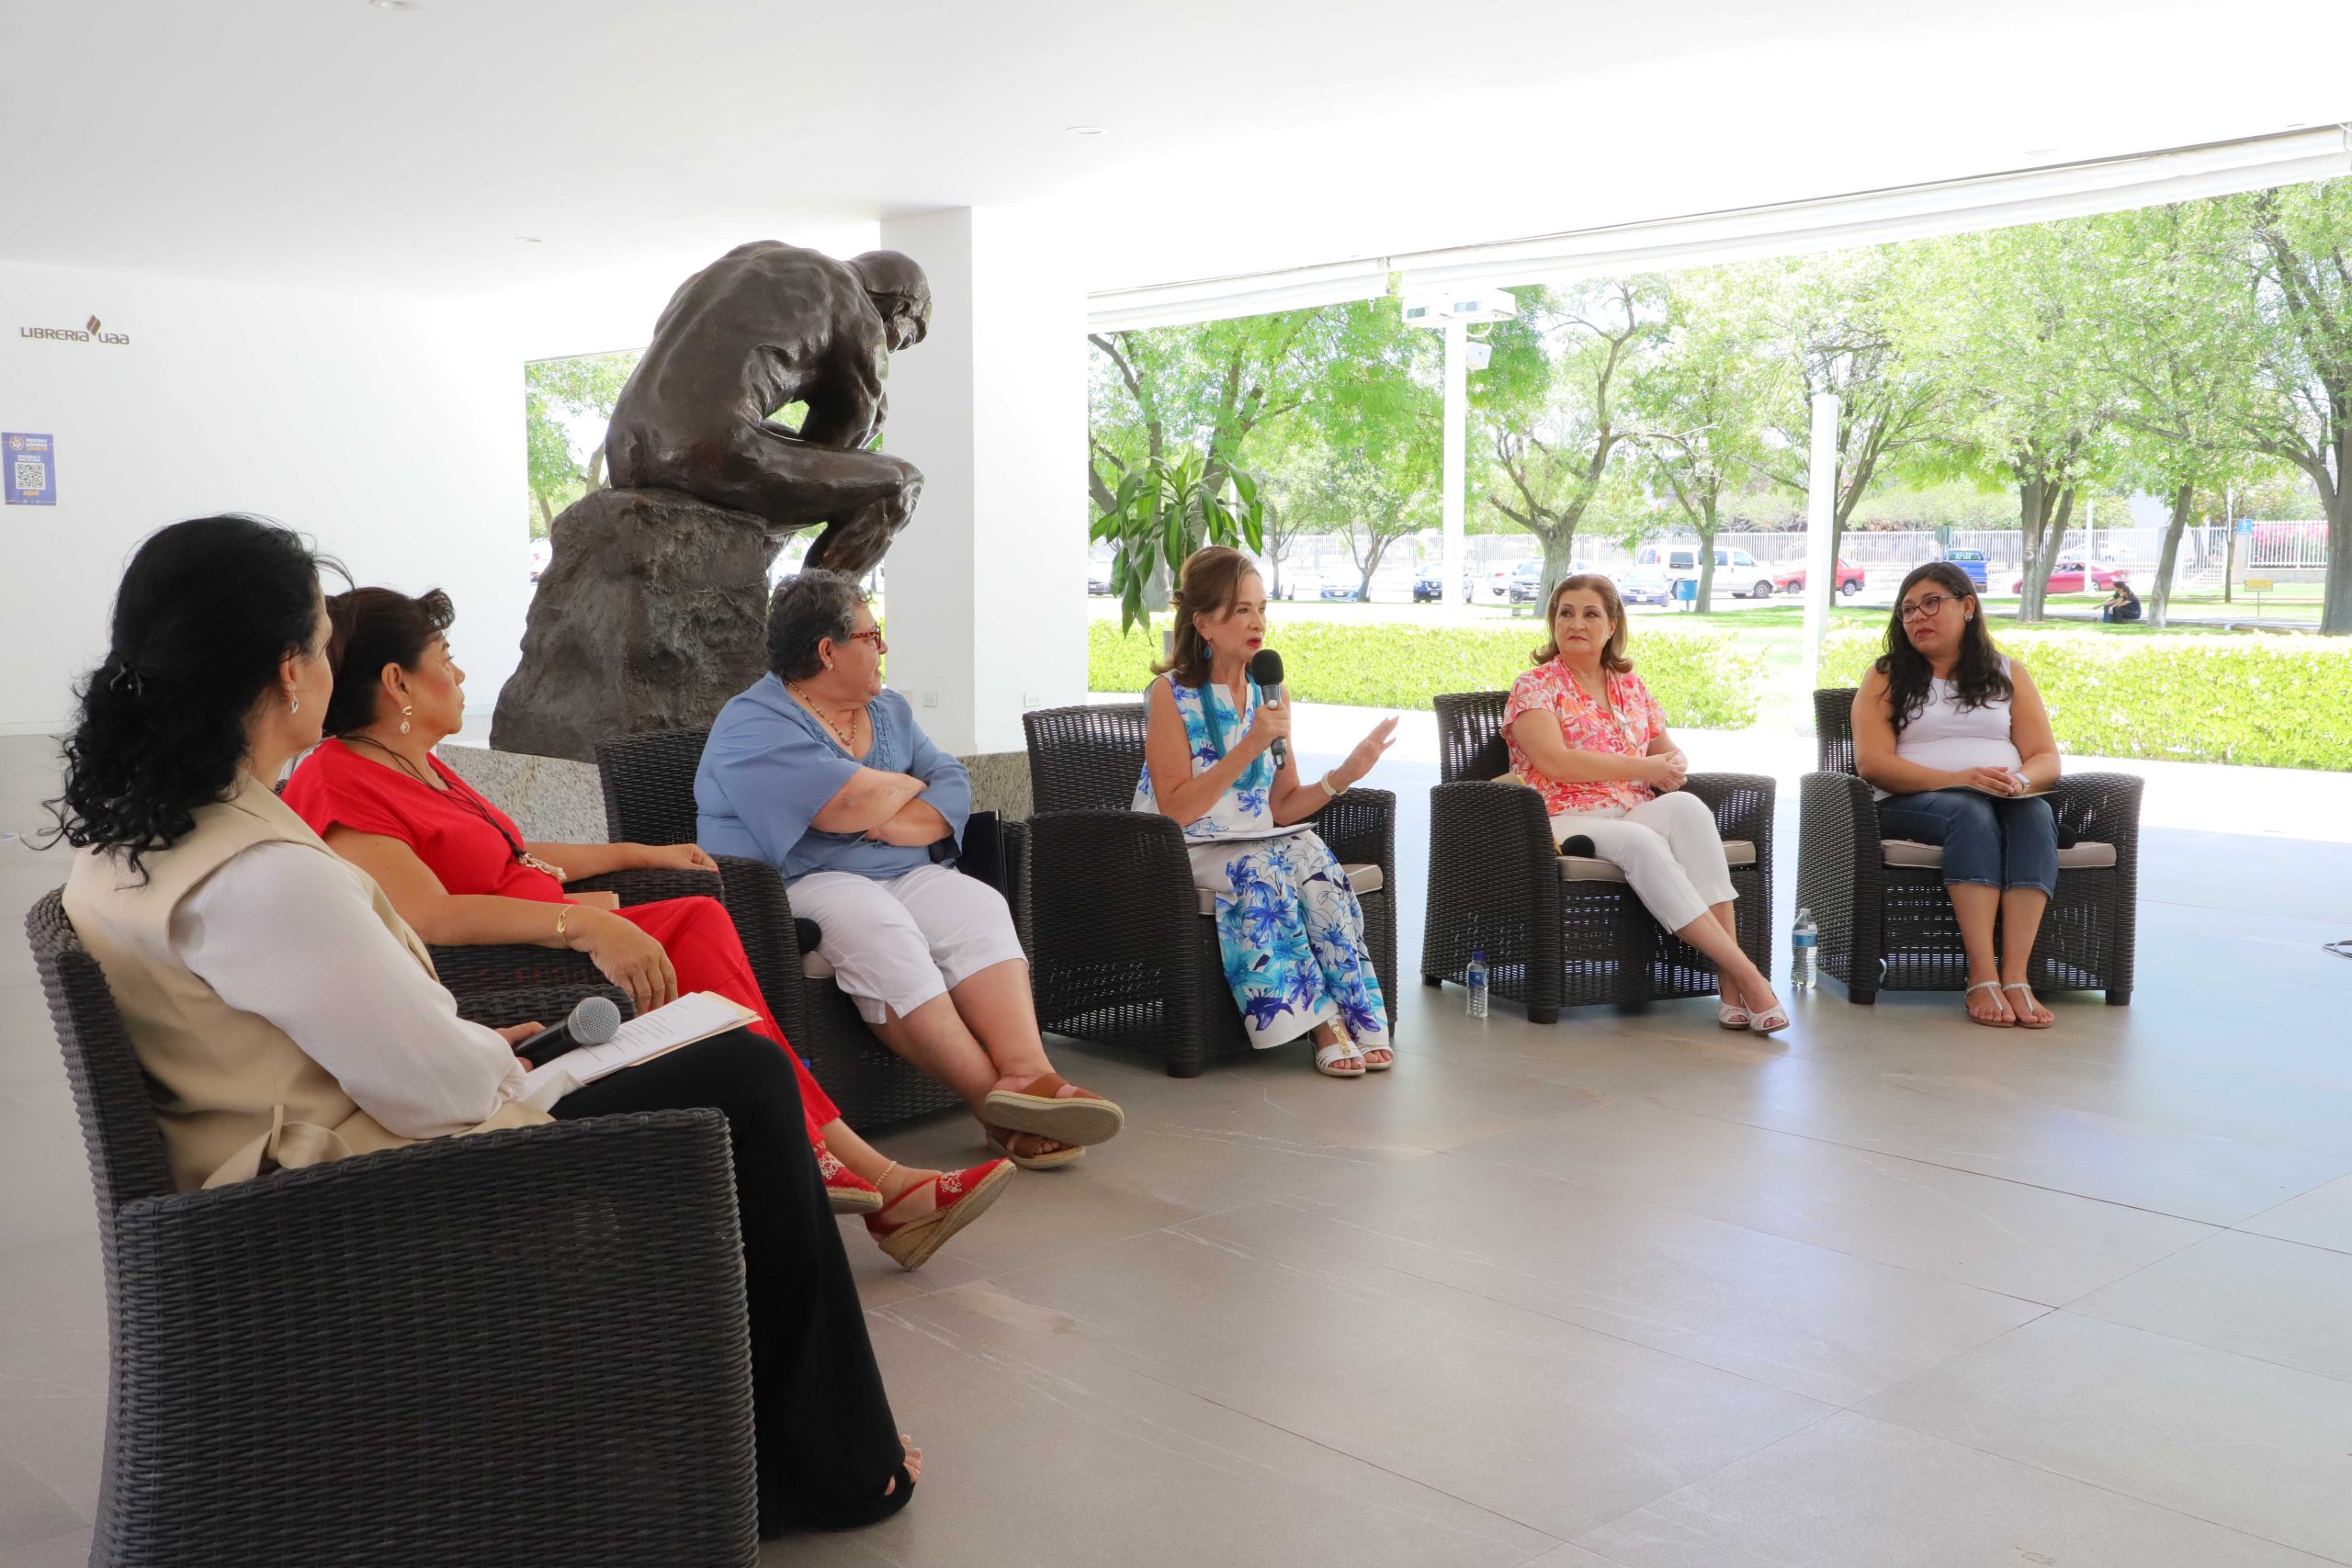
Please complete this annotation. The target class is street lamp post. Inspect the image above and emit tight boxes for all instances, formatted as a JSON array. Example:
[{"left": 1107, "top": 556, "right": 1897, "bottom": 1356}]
[{"left": 1405, "top": 288, "right": 1518, "bottom": 607}]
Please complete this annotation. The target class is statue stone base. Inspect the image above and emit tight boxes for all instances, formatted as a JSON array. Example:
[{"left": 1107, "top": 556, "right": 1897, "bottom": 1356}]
[{"left": 492, "top": 487, "right": 780, "bottom": 761}]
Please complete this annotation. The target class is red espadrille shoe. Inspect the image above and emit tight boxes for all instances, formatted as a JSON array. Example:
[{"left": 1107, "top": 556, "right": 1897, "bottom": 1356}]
[
  {"left": 865, "top": 1159, "right": 1015, "bottom": 1270},
  {"left": 817, "top": 1141, "right": 884, "bottom": 1216}
]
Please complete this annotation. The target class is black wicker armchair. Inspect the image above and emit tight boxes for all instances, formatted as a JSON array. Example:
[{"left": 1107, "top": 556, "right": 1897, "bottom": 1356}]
[
  {"left": 594, "top": 728, "right": 968, "bottom": 1128},
  {"left": 1020, "top": 702, "right": 1398, "bottom": 1077},
  {"left": 27, "top": 889, "right": 759, "bottom": 1568},
  {"left": 1797, "top": 688, "right": 2140, "bottom": 1004},
  {"left": 1421, "top": 691, "right": 1774, "bottom": 1022}
]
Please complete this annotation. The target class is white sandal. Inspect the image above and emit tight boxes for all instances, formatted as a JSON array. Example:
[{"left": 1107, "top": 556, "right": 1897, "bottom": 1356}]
[
  {"left": 1718, "top": 1002, "right": 1751, "bottom": 1030},
  {"left": 2001, "top": 983, "right": 2053, "bottom": 1030},
  {"left": 1314, "top": 1037, "right": 1368, "bottom": 1077},
  {"left": 1966, "top": 980, "right": 2014, "bottom": 1028},
  {"left": 1746, "top": 999, "right": 1789, "bottom": 1034}
]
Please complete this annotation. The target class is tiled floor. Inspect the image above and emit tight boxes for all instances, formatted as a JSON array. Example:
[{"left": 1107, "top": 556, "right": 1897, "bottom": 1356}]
[{"left": 4, "top": 728, "right": 2350, "bottom": 1568}]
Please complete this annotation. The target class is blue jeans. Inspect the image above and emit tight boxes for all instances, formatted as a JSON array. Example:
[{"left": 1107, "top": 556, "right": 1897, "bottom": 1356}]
[{"left": 1876, "top": 789, "right": 2058, "bottom": 897}]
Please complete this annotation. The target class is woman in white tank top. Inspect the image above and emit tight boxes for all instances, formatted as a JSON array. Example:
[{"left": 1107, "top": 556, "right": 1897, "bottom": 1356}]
[{"left": 1850, "top": 563, "right": 2064, "bottom": 1029}]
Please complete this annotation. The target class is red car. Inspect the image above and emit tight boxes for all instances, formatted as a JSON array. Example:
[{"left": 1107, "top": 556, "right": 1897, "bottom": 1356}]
[
  {"left": 1769, "top": 560, "right": 1866, "bottom": 596},
  {"left": 2011, "top": 558, "right": 2120, "bottom": 594}
]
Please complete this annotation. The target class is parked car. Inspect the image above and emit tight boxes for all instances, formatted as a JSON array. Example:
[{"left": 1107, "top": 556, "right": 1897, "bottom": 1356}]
[
  {"left": 1320, "top": 578, "right": 1363, "bottom": 602},
  {"left": 1618, "top": 544, "right": 1771, "bottom": 604},
  {"left": 1769, "top": 559, "right": 1867, "bottom": 596},
  {"left": 1507, "top": 560, "right": 1546, "bottom": 603},
  {"left": 2012, "top": 558, "right": 2120, "bottom": 595},
  {"left": 1412, "top": 570, "right": 1476, "bottom": 603},
  {"left": 1087, "top": 569, "right": 1112, "bottom": 595},
  {"left": 1939, "top": 547, "right": 1989, "bottom": 589}
]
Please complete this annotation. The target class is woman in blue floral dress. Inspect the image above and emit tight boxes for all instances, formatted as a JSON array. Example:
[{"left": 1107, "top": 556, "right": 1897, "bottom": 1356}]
[{"left": 1135, "top": 547, "right": 1399, "bottom": 1077}]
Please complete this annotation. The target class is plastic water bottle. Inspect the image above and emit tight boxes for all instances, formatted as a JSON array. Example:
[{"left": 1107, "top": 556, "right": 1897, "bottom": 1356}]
[
  {"left": 1464, "top": 950, "right": 1489, "bottom": 1018},
  {"left": 1791, "top": 908, "right": 1818, "bottom": 991}
]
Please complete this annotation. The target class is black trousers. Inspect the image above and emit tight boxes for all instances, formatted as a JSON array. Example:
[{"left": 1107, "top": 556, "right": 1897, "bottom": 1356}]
[{"left": 555, "top": 1031, "right": 909, "bottom": 1533}]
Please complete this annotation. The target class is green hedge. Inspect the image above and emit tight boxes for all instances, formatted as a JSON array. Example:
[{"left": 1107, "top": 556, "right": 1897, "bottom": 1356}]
[
  {"left": 1818, "top": 627, "right": 2352, "bottom": 771},
  {"left": 1091, "top": 617, "right": 1763, "bottom": 729}
]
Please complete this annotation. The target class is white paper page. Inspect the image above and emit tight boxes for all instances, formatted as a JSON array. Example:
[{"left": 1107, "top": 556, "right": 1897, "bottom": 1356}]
[{"left": 515, "top": 990, "right": 755, "bottom": 1110}]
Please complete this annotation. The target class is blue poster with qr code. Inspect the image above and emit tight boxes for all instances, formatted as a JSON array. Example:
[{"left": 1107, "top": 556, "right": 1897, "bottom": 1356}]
[{"left": 5, "top": 434, "right": 54, "bottom": 505}]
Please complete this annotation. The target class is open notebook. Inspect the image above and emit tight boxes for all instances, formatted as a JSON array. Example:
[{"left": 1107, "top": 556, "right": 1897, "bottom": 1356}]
[{"left": 516, "top": 990, "right": 757, "bottom": 1111}]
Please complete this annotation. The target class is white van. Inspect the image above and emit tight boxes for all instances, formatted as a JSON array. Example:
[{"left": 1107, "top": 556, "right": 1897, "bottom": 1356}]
[{"left": 1619, "top": 543, "right": 1770, "bottom": 604}]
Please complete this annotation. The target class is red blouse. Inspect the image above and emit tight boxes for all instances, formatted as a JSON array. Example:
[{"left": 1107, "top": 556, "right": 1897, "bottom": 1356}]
[{"left": 283, "top": 739, "right": 567, "bottom": 902}]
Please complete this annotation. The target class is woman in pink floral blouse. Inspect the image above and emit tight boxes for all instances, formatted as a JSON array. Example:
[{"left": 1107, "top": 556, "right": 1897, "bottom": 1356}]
[{"left": 1504, "top": 574, "right": 1786, "bottom": 1032}]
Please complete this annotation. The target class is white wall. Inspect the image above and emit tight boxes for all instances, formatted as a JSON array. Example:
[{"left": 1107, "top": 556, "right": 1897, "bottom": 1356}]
[
  {"left": 878, "top": 206, "right": 1088, "bottom": 754},
  {"left": 0, "top": 259, "right": 526, "bottom": 733}
]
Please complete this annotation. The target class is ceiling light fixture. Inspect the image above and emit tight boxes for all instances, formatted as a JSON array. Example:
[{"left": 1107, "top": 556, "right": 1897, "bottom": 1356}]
[
  {"left": 515, "top": 235, "right": 544, "bottom": 243},
  {"left": 1065, "top": 125, "right": 1108, "bottom": 138},
  {"left": 369, "top": 0, "right": 425, "bottom": 11}
]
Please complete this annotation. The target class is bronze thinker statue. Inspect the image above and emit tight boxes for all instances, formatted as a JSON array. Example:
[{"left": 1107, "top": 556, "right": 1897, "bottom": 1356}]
[
  {"left": 606, "top": 242, "right": 932, "bottom": 577},
  {"left": 492, "top": 239, "right": 934, "bottom": 760}
]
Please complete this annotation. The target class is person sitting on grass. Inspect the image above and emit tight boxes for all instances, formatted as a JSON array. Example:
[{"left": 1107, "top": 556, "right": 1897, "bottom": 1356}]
[{"left": 2100, "top": 574, "right": 2142, "bottom": 624}]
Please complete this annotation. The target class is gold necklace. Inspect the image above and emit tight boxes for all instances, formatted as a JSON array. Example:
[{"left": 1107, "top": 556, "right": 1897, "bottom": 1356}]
[{"left": 790, "top": 684, "right": 864, "bottom": 750}]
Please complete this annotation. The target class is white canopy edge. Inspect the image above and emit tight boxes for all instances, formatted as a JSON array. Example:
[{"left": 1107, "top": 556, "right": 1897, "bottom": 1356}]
[{"left": 1086, "top": 126, "right": 2351, "bottom": 330}]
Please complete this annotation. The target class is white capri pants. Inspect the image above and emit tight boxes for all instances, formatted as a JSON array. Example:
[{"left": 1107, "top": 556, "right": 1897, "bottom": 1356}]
[
  {"left": 789, "top": 863, "right": 1028, "bottom": 1026},
  {"left": 1550, "top": 792, "right": 1736, "bottom": 934}
]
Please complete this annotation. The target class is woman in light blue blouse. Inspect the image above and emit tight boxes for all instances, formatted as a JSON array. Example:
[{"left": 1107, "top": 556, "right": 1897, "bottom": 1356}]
[
  {"left": 1137, "top": 547, "right": 1396, "bottom": 1077},
  {"left": 698, "top": 570, "right": 1124, "bottom": 1169}
]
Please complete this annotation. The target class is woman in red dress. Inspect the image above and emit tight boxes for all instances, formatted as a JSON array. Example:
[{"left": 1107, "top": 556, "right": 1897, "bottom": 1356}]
[{"left": 283, "top": 587, "right": 1005, "bottom": 1269}]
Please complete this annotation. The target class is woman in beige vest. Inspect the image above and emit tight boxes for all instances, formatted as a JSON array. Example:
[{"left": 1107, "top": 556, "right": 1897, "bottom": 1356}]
[{"left": 53, "top": 515, "right": 918, "bottom": 1534}]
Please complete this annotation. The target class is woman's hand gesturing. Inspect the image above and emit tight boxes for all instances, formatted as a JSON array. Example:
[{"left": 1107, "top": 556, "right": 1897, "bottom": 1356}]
[
  {"left": 1335, "top": 716, "right": 1398, "bottom": 789},
  {"left": 572, "top": 909, "right": 680, "bottom": 1014}
]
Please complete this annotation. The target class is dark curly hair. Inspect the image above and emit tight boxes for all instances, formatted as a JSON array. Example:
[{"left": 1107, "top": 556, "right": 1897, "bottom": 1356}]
[
  {"left": 48, "top": 516, "right": 340, "bottom": 879},
  {"left": 323, "top": 585, "right": 456, "bottom": 736},
  {"left": 1877, "top": 561, "right": 2010, "bottom": 735}
]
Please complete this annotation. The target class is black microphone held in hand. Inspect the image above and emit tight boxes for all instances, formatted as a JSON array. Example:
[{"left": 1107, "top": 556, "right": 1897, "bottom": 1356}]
[
  {"left": 512, "top": 994, "right": 623, "bottom": 1063},
  {"left": 1248, "top": 648, "right": 1288, "bottom": 770}
]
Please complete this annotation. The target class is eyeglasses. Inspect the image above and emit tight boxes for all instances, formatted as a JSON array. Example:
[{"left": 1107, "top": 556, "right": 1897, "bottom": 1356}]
[
  {"left": 1899, "top": 593, "right": 1960, "bottom": 621},
  {"left": 846, "top": 628, "right": 886, "bottom": 649}
]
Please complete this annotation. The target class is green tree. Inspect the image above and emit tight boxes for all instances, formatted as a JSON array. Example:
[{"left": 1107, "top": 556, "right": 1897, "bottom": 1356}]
[
  {"left": 1743, "top": 249, "right": 1940, "bottom": 570},
  {"left": 1628, "top": 274, "right": 1784, "bottom": 605},
  {"left": 2227, "top": 181, "right": 2352, "bottom": 634},
  {"left": 523, "top": 351, "right": 639, "bottom": 535},
  {"left": 1900, "top": 224, "right": 2120, "bottom": 621},
  {"left": 1475, "top": 278, "right": 1668, "bottom": 590}
]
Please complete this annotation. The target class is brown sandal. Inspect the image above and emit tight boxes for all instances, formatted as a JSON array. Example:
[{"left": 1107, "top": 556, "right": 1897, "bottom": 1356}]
[
  {"left": 983, "top": 1123, "right": 1087, "bottom": 1170},
  {"left": 981, "top": 1072, "right": 1125, "bottom": 1146}
]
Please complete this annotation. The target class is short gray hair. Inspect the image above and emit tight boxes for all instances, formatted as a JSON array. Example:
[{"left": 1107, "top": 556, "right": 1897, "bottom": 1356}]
[{"left": 765, "top": 569, "right": 867, "bottom": 681}]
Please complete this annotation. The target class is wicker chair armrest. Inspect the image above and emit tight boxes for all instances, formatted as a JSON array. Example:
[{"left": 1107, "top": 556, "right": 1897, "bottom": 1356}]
[
  {"left": 2052, "top": 771, "right": 2145, "bottom": 854},
  {"left": 1425, "top": 780, "right": 1559, "bottom": 917},
  {"left": 1312, "top": 787, "right": 1396, "bottom": 880},
  {"left": 427, "top": 942, "right": 616, "bottom": 1008},
  {"left": 702, "top": 854, "right": 803, "bottom": 1038},
  {"left": 445, "top": 979, "right": 631, "bottom": 1032},
  {"left": 107, "top": 1111, "right": 754, "bottom": 1549},
  {"left": 1798, "top": 770, "right": 1880, "bottom": 844},
  {"left": 566, "top": 865, "right": 726, "bottom": 907},
  {"left": 1024, "top": 808, "right": 1196, "bottom": 953},
  {"left": 1679, "top": 773, "right": 1778, "bottom": 854}
]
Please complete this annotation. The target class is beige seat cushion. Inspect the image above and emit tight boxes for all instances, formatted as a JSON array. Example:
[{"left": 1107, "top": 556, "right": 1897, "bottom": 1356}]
[
  {"left": 1193, "top": 863, "right": 1383, "bottom": 918},
  {"left": 1882, "top": 839, "right": 2117, "bottom": 871},
  {"left": 1558, "top": 840, "right": 1756, "bottom": 883}
]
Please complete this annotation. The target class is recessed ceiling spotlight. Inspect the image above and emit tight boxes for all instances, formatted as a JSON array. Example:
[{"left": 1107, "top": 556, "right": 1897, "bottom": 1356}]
[
  {"left": 369, "top": 0, "right": 425, "bottom": 10},
  {"left": 515, "top": 235, "right": 544, "bottom": 243},
  {"left": 1065, "top": 125, "right": 1109, "bottom": 138}
]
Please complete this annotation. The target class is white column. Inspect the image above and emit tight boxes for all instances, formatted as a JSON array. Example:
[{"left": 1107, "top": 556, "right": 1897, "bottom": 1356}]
[
  {"left": 875, "top": 207, "right": 1088, "bottom": 755},
  {"left": 1442, "top": 317, "right": 1467, "bottom": 606},
  {"left": 1798, "top": 390, "right": 1841, "bottom": 699}
]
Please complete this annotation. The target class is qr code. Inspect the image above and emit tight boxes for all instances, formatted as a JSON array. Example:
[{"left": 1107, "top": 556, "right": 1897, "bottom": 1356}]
[{"left": 11, "top": 459, "right": 42, "bottom": 494}]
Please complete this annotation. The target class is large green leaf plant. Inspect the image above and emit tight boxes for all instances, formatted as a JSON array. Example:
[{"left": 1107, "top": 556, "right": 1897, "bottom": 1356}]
[{"left": 1093, "top": 447, "right": 1265, "bottom": 632}]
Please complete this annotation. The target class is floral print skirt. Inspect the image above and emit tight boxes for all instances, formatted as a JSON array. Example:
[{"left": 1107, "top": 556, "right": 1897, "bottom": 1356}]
[{"left": 1190, "top": 829, "right": 1389, "bottom": 1051}]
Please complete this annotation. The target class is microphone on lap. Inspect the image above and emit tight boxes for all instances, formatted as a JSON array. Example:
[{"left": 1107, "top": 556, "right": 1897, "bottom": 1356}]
[
  {"left": 1248, "top": 648, "right": 1288, "bottom": 770},
  {"left": 512, "top": 994, "right": 623, "bottom": 1063}
]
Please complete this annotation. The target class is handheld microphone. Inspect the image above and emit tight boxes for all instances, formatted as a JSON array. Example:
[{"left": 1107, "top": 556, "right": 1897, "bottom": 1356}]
[
  {"left": 513, "top": 994, "right": 623, "bottom": 1062},
  {"left": 1248, "top": 648, "right": 1288, "bottom": 770}
]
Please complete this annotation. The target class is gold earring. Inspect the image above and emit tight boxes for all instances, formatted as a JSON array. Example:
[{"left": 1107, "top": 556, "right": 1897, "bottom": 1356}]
[
  {"left": 288, "top": 694, "right": 300, "bottom": 716},
  {"left": 399, "top": 703, "right": 413, "bottom": 735}
]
